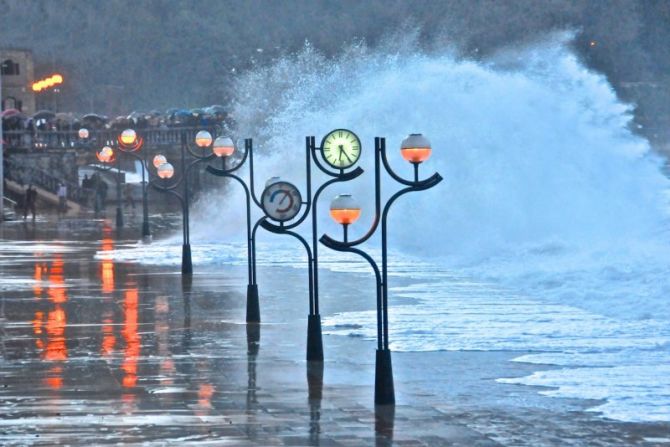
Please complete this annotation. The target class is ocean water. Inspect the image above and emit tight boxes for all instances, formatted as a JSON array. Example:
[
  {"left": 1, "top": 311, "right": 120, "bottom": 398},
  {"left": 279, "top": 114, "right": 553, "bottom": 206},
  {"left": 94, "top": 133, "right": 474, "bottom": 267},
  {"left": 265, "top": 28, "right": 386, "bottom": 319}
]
[{"left": 112, "top": 32, "right": 670, "bottom": 423}]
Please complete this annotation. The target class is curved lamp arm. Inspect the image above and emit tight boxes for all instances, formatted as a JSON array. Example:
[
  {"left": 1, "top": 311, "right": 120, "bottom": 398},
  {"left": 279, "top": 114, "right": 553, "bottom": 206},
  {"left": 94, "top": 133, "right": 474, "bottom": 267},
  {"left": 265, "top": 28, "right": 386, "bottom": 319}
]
[
  {"left": 205, "top": 138, "right": 261, "bottom": 207},
  {"left": 148, "top": 179, "right": 185, "bottom": 207},
  {"left": 318, "top": 234, "right": 383, "bottom": 350}
]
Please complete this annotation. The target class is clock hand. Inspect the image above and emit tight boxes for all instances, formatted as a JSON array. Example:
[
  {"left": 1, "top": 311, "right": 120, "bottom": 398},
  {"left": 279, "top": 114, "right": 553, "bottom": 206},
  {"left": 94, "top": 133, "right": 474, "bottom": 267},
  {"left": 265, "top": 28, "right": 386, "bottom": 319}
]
[
  {"left": 342, "top": 150, "right": 353, "bottom": 162},
  {"left": 338, "top": 147, "right": 343, "bottom": 161}
]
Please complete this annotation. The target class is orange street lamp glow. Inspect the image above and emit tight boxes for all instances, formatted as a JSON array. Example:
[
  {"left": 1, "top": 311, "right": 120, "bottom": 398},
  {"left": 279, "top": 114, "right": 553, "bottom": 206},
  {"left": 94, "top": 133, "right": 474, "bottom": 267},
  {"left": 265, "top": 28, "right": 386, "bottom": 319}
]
[
  {"left": 329, "top": 194, "right": 361, "bottom": 225},
  {"left": 31, "top": 73, "right": 64, "bottom": 92},
  {"left": 195, "top": 130, "right": 213, "bottom": 148},
  {"left": 400, "top": 133, "right": 432, "bottom": 164},
  {"left": 157, "top": 163, "right": 175, "bottom": 179},
  {"left": 120, "top": 129, "right": 137, "bottom": 146},
  {"left": 97, "top": 146, "right": 114, "bottom": 163},
  {"left": 212, "top": 136, "right": 235, "bottom": 157},
  {"left": 153, "top": 154, "right": 167, "bottom": 169}
]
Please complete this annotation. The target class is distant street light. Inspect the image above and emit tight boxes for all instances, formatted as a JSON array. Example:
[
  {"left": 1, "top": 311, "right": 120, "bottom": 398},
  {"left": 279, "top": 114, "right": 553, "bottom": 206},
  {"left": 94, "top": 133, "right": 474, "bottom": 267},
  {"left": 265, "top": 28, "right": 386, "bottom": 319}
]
[
  {"left": 149, "top": 130, "right": 215, "bottom": 274},
  {"left": 157, "top": 161, "right": 174, "bottom": 179},
  {"left": 78, "top": 128, "right": 89, "bottom": 140},
  {"left": 205, "top": 138, "right": 262, "bottom": 323},
  {"left": 153, "top": 154, "right": 167, "bottom": 168},
  {"left": 115, "top": 128, "right": 149, "bottom": 234}
]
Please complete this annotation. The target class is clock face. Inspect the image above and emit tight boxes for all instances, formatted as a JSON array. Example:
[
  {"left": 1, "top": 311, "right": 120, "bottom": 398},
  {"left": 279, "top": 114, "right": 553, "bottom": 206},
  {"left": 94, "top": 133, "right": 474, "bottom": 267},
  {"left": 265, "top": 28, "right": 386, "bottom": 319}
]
[
  {"left": 261, "top": 181, "right": 303, "bottom": 222},
  {"left": 320, "top": 129, "right": 361, "bottom": 169}
]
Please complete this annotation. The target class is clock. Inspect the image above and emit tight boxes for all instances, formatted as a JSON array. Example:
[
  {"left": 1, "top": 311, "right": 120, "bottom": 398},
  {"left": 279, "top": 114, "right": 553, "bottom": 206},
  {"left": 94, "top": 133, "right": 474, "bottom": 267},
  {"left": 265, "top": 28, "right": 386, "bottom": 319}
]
[
  {"left": 320, "top": 129, "right": 361, "bottom": 169},
  {"left": 261, "top": 181, "right": 303, "bottom": 222}
]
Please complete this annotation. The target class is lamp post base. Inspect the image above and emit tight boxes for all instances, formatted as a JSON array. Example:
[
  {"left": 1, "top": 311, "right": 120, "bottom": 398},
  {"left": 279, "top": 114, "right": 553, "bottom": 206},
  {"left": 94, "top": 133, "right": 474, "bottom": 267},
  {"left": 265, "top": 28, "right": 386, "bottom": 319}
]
[
  {"left": 306, "top": 360, "right": 324, "bottom": 400},
  {"left": 246, "top": 284, "right": 260, "bottom": 323},
  {"left": 181, "top": 243, "right": 192, "bottom": 275},
  {"left": 306, "top": 314, "right": 324, "bottom": 362},
  {"left": 116, "top": 207, "right": 123, "bottom": 228},
  {"left": 375, "top": 348, "right": 395, "bottom": 406},
  {"left": 142, "top": 220, "right": 151, "bottom": 238}
]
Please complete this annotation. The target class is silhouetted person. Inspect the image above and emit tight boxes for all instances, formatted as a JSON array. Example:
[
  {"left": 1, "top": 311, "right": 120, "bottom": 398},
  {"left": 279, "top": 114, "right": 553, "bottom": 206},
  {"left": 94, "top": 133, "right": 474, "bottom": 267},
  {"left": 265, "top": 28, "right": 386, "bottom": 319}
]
[
  {"left": 124, "top": 183, "right": 135, "bottom": 213},
  {"left": 57, "top": 183, "right": 68, "bottom": 217},
  {"left": 24, "top": 184, "right": 37, "bottom": 221},
  {"left": 94, "top": 174, "right": 107, "bottom": 217}
]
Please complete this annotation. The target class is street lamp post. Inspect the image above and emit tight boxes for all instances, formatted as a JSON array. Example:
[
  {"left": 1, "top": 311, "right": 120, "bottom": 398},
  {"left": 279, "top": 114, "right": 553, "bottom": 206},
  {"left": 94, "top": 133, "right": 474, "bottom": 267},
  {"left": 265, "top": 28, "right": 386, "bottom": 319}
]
[
  {"left": 95, "top": 145, "right": 118, "bottom": 222},
  {"left": 255, "top": 134, "right": 363, "bottom": 362},
  {"left": 149, "top": 130, "right": 214, "bottom": 275},
  {"left": 205, "top": 137, "right": 263, "bottom": 323},
  {"left": 307, "top": 134, "right": 364, "bottom": 359},
  {"left": 319, "top": 134, "right": 442, "bottom": 405},
  {"left": 116, "top": 128, "right": 151, "bottom": 237}
]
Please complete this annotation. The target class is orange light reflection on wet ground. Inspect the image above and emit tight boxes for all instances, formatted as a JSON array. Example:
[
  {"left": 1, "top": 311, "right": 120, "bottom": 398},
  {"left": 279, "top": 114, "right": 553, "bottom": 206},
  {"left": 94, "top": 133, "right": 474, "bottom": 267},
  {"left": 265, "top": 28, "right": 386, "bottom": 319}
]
[
  {"left": 43, "top": 366, "right": 64, "bottom": 389},
  {"left": 47, "top": 256, "right": 67, "bottom": 304},
  {"left": 100, "top": 237, "right": 115, "bottom": 294},
  {"left": 44, "top": 306, "right": 67, "bottom": 361},
  {"left": 101, "top": 313, "right": 116, "bottom": 356},
  {"left": 122, "top": 287, "right": 140, "bottom": 388}
]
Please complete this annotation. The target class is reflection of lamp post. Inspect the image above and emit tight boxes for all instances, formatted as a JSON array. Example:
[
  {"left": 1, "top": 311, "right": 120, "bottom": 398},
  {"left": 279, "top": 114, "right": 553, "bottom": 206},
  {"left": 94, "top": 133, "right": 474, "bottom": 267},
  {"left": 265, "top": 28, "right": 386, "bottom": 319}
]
[
  {"left": 205, "top": 138, "right": 262, "bottom": 322},
  {"left": 116, "top": 128, "right": 151, "bottom": 237},
  {"left": 320, "top": 134, "right": 442, "bottom": 406},
  {"left": 149, "top": 130, "right": 214, "bottom": 274}
]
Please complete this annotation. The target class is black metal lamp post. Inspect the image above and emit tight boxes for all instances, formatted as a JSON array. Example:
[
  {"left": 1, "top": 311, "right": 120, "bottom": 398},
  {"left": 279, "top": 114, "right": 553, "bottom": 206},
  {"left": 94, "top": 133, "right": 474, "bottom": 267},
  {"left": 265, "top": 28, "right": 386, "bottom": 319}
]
[
  {"left": 94, "top": 145, "right": 120, "bottom": 223},
  {"left": 205, "top": 137, "right": 263, "bottom": 323},
  {"left": 149, "top": 130, "right": 215, "bottom": 275},
  {"left": 319, "top": 134, "right": 442, "bottom": 405},
  {"left": 255, "top": 134, "right": 364, "bottom": 362},
  {"left": 116, "top": 128, "right": 151, "bottom": 238}
]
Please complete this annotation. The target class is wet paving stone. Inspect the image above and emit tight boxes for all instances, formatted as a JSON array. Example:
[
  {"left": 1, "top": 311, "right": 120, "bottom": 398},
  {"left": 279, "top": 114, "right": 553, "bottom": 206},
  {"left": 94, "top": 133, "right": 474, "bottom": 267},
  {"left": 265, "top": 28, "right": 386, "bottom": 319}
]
[{"left": 1, "top": 219, "right": 669, "bottom": 445}]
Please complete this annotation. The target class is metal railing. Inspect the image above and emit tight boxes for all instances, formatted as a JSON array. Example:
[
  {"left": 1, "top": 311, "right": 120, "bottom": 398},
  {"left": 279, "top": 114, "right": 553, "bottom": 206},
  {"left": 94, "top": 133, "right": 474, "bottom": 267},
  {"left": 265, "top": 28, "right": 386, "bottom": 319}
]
[
  {"left": 2, "top": 127, "right": 219, "bottom": 152},
  {"left": 4, "top": 157, "right": 88, "bottom": 206}
]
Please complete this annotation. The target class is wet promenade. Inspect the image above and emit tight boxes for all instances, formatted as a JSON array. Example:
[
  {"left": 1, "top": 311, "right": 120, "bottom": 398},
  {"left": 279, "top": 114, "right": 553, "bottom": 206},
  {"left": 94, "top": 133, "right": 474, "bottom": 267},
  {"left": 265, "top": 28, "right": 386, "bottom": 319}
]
[{"left": 1, "top": 217, "right": 668, "bottom": 446}]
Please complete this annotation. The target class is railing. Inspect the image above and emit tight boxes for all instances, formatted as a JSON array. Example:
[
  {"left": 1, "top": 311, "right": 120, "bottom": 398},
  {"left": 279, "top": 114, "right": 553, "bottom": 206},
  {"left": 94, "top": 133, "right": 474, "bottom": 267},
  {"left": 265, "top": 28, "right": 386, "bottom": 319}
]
[
  {"left": 2, "top": 127, "right": 219, "bottom": 152},
  {"left": 4, "top": 157, "right": 89, "bottom": 206}
]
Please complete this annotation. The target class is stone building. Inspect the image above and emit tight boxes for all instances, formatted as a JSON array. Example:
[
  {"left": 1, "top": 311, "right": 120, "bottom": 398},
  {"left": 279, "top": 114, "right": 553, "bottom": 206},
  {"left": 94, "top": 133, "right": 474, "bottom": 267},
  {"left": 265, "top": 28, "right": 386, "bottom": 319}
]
[{"left": 1, "top": 48, "right": 36, "bottom": 115}]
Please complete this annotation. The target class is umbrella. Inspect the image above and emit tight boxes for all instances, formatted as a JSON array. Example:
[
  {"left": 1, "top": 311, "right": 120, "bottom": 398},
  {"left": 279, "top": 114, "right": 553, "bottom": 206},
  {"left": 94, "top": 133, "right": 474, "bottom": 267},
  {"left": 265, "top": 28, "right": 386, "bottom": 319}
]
[
  {"left": 1, "top": 108, "right": 22, "bottom": 118},
  {"left": 170, "top": 109, "right": 191, "bottom": 118},
  {"left": 127, "top": 111, "right": 143, "bottom": 120},
  {"left": 55, "top": 112, "right": 74, "bottom": 123},
  {"left": 82, "top": 113, "right": 108, "bottom": 123},
  {"left": 33, "top": 110, "right": 56, "bottom": 121},
  {"left": 165, "top": 108, "right": 179, "bottom": 116},
  {"left": 206, "top": 105, "right": 227, "bottom": 115},
  {"left": 190, "top": 108, "right": 206, "bottom": 116}
]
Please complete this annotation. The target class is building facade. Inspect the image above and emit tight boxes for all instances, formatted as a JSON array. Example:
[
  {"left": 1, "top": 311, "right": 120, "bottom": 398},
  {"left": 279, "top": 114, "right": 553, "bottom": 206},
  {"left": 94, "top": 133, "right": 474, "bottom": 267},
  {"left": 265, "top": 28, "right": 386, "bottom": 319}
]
[{"left": 1, "top": 48, "right": 36, "bottom": 115}]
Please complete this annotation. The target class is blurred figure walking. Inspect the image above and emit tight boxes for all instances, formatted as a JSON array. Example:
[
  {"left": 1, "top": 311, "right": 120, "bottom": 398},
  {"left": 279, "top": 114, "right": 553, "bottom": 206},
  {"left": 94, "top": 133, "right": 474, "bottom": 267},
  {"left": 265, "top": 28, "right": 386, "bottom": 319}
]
[
  {"left": 24, "top": 184, "right": 37, "bottom": 221},
  {"left": 57, "top": 182, "right": 68, "bottom": 217}
]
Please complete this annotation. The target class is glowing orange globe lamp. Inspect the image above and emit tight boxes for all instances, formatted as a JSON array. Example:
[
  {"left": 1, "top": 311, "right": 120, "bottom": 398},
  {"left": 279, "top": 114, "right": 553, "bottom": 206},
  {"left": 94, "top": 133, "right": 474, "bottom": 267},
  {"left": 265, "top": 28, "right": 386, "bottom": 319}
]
[
  {"left": 97, "top": 146, "right": 114, "bottom": 163},
  {"left": 120, "top": 129, "right": 137, "bottom": 146},
  {"left": 400, "top": 133, "right": 432, "bottom": 164},
  {"left": 157, "top": 163, "right": 175, "bottom": 179},
  {"left": 195, "top": 130, "right": 213, "bottom": 148},
  {"left": 212, "top": 136, "right": 235, "bottom": 157},
  {"left": 153, "top": 154, "right": 167, "bottom": 169},
  {"left": 329, "top": 194, "right": 361, "bottom": 225}
]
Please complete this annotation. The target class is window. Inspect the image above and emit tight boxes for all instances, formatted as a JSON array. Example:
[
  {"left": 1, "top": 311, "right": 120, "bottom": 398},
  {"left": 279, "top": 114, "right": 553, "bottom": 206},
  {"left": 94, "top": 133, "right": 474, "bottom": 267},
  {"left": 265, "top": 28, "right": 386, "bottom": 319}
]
[{"left": 1, "top": 59, "right": 20, "bottom": 76}]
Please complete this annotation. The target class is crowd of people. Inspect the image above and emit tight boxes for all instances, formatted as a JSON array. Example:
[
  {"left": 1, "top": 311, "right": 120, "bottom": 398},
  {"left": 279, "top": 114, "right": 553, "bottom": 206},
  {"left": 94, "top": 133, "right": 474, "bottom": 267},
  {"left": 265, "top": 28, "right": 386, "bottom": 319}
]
[{"left": 1, "top": 105, "right": 232, "bottom": 134}]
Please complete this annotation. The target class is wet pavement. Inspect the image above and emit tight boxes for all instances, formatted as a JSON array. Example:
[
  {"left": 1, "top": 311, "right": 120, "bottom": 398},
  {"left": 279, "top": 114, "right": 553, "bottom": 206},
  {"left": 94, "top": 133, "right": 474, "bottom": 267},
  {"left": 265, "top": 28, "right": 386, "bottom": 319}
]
[{"left": 1, "top": 217, "right": 669, "bottom": 446}]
